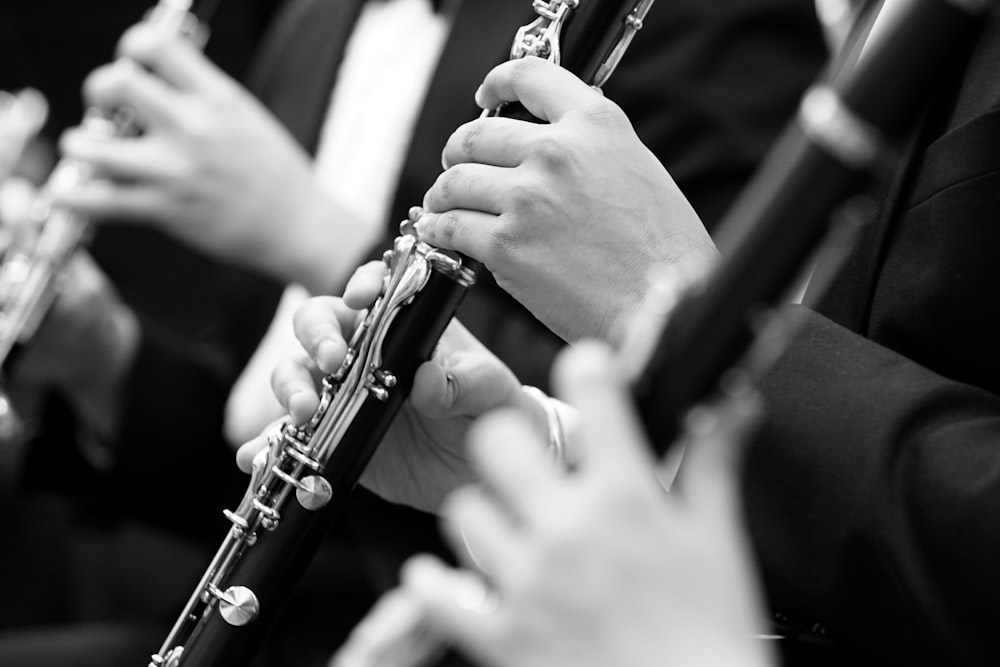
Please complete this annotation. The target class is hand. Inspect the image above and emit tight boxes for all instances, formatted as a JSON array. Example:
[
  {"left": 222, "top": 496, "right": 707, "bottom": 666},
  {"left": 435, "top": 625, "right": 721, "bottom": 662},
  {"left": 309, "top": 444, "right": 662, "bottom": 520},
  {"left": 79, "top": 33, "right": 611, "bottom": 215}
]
[
  {"left": 334, "top": 342, "right": 773, "bottom": 667},
  {"left": 49, "top": 24, "right": 367, "bottom": 293},
  {"left": 237, "top": 263, "right": 534, "bottom": 513},
  {"left": 0, "top": 179, "right": 139, "bottom": 441},
  {"left": 417, "top": 57, "right": 718, "bottom": 345}
]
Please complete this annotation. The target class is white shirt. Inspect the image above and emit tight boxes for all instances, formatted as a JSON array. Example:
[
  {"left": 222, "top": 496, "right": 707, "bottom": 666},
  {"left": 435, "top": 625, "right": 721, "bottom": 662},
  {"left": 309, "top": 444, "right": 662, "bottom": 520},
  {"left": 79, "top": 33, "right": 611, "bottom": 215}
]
[{"left": 225, "top": 0, "right": 452, "bottom": 443}]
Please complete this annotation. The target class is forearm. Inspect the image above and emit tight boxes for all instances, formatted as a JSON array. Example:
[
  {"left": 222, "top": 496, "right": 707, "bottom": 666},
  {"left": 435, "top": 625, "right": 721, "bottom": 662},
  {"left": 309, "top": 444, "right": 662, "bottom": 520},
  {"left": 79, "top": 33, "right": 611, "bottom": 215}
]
[
  {"left": 265, "top": 186, "right": 384, "bottom": 295},
  {"left": 746, "top": 306, "right": 1000, "bottom": 665}
]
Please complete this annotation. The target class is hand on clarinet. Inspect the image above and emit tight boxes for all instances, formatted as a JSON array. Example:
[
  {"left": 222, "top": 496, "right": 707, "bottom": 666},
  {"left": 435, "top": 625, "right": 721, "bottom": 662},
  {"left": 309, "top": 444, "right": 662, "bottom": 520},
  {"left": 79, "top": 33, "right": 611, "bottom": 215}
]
[
  {"left": 49, "top": 23, "right": 360, "bottom": 293},
  {"left": 417, "top": 57, "right": 717, "bottom": 346},
  {"left": 0, "top": 178, "right": 139, "bottom": 441},
  {"left": 238, "top": 261, "right": 540, "bottom": 514},
  {"left": 333, "top": 342, "right": 774, "bottom": 667}
]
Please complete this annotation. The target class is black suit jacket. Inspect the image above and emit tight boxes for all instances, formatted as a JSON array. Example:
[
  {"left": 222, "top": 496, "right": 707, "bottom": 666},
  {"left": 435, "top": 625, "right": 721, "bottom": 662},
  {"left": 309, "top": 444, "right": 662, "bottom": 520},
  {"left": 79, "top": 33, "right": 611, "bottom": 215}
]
[{"left": 746, "top": 11, "right": 1000, "bottom": 666}]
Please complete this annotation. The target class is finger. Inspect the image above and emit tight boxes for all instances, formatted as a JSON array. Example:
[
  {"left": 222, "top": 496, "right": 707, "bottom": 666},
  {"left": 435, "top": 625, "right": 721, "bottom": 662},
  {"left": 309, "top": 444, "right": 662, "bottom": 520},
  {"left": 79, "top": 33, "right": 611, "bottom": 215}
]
[
  {"left": 331, "top": 586, "right": 445, "bottom": 667},
  {"left": 441, "top": 117, "right": 542, "bottom": 169},
  {"left": 410, "top": 320, "right": 520, "bottom": 419},
  {"left": 343, "top": 260, "right": 388, "bottom": 310},
  {"left": 413, "top": 209, "right": 501, "bottom": 262},
  {"left": 400, "top": 555, "right": 500, "bottom": 651},
  {"left": 45, "top": 178, "right": 174, "bottom": 224},
  {"left": 552, "top": 341, "right": 655, "bottom": 480},
  {"left": 82, "top": 59, "right": 182, "bottom": 129},
  {"left": 234, "top": 416, "right": 288, "bottom": 473},
  {"left": 235, "top": 429, "right": 268, "bottom": 473},
  {"left": 475, "top": 56, "right": 605, "bottom": 123},
  {"left": 421, "top": 162, "right": 512, "bottom": 216},
  {"left": 465, "top": 409, "right": 560, "bottom": 521},
  {"left": 117, "top": 23, "right": 232, "bottom": 94},
  {"left": 680, "top": 384, "right": 764, "bottom": 513},
  {"left": 270, "top": 356, "right": 322, "bottom": 424},
  {"left": 439, "top": 485, "right": 521, "bottom": 574},
  {"left": 58, "top": 129, "right": 184, "bottom": 181},
  {"left": 291, "top": 296, "right": 356, "bottom": 374},
  {"left": 0, "top": 177, "right": 37, "bottom": 228}
]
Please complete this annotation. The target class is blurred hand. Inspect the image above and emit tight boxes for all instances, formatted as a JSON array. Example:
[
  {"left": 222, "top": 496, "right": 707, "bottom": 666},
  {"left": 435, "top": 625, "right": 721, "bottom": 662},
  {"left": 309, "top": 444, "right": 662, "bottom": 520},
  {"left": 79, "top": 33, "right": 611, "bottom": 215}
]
[
  {"left": 334, "top": 342, "right": 772, "bottom": 667},
  {"left": 50, "top": 24, "right": 365, "bottom": 293},
  {"left": 237, "top": 262, "right": 534, "bottom": 513},
  {"left": 417, "top": 57, "right": 718, "bottom": 345},
  {"left": 0, "top": 178, "right": 139, "bottom": 441}
]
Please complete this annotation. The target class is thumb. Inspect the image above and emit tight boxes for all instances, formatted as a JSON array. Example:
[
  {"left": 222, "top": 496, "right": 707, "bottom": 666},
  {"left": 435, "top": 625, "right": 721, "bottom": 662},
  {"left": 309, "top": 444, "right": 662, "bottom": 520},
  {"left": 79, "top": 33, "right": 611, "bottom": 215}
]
[
  {"left": 410, "top": 352, "right": 514, "bottom": 420},
  {"left": 411, "top": 322, "right": 521, "bottom": 420}
]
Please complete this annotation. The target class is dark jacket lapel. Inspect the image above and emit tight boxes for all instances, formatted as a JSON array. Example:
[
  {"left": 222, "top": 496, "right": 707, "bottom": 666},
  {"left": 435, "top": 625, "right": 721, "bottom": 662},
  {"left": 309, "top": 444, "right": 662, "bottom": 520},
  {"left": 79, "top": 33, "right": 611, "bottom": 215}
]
[
  {"left": 244, "top": 0, "right": 366, "bottom": 154},
  {"left": 387, "top": 0, "right": 534, "bottom": 226}
]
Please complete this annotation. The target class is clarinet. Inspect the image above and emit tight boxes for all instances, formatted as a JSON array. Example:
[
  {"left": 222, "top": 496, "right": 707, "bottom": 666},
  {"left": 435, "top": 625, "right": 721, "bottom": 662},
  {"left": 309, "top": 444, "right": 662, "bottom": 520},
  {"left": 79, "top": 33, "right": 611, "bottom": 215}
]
[
  {"left": 0, "top": 88, "right": 49, "bottom": 436},
  {"left": 331, "top": 3, "right": 994, "bottom": 664},
  {"left": 0, "top": 0, "right": 208, "bottom": 425},
  {"left": 627, "top": 0, "right": 994, "bottom": 454},
  {"left": 148, "top": 1, "right": 656, "bottom": 666}
]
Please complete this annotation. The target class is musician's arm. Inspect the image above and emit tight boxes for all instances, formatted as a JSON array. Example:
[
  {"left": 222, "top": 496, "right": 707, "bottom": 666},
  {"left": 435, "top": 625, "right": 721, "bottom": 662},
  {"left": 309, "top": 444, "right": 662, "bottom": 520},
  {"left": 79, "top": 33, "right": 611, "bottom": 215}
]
[
  {"left": 746, "top": 306, "right": 1000, "bottom": 666},
  {"left": 52, "top": 23, "right": 376, "bottom": 295}
]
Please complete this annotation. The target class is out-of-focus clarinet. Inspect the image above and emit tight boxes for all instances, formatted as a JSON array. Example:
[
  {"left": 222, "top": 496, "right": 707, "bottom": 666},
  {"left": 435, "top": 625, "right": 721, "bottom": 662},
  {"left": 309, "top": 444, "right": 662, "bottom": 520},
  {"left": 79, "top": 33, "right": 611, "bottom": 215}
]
[
  {"left": 628, "top": 0, "right": 994, "bottom": 453},
  {"left": 148, "top": 1, "right": 656, "bottom": 666},
  {"left": 0, "top": 0, "right": 208, "bottom": 424},
  {"left": 0, "top": 88, "right": 49, "bottom": 436}
]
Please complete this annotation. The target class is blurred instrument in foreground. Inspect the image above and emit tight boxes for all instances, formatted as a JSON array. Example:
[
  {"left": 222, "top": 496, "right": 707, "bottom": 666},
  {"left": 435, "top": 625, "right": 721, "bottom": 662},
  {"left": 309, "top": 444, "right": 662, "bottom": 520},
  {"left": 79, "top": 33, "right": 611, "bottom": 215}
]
[{"left": 627, "top": 0, "right": 993, "bottom": 454}]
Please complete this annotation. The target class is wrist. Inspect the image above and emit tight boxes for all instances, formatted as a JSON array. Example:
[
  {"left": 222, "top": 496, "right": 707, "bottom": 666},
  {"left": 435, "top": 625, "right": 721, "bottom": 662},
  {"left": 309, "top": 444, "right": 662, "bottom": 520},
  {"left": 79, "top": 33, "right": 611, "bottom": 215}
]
[{"left": 284, "top": 188, "right": 381, "bottom": 294}]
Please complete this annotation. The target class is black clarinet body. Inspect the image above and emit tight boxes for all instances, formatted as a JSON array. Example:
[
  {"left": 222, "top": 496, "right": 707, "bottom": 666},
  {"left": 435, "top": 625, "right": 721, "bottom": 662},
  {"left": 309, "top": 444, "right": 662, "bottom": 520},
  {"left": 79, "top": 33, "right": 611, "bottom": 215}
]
[
  {"left": 630, "top": 0, "right": 993, "bottom": 454},
  {"left": 149, "top": 1, "right": 656, "bottom": 665}
]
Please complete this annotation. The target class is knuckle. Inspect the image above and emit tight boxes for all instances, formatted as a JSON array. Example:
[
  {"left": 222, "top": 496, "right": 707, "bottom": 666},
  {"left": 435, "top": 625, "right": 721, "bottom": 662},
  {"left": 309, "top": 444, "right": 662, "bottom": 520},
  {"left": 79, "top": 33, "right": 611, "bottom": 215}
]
[
  {"left": 581, "top": 97, "right": 629, "bottom": 129},
  {"left": 82, "top": 66, "right": 118, "bottom": 103},
  {"left": 488, "top": 216, "right": 520, "bottom": 259},
  {"left": 459, "top": 119, "right": 486, "bottom": 160},
  {"left": 118, "top": 24, "right": 167, "bottom": 64},
  {"left": 531, "top": 135, "right": 571, "bottom": 171},
  {"left": 508, "top": 57, "right": 537, "bottom": 94},
  {"left": 505, "top": 179, "right": 539, "bottom": 214},
  {"left": 437, "top": 167, "right": 461, "bottom": 203},
  {"left": 434, "top": 211, "right": 460, "bottom": 246}
]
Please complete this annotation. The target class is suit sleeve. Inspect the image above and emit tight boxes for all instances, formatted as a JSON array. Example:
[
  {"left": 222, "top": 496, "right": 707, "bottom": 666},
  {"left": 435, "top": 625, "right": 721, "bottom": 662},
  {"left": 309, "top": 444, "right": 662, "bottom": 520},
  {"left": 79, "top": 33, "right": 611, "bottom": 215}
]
[
  {"left": 604, "top": 0, "right": 828, "bottom": 231},
  {"left": 746, "top": 305, "right": 1000, "bottom": 667}
]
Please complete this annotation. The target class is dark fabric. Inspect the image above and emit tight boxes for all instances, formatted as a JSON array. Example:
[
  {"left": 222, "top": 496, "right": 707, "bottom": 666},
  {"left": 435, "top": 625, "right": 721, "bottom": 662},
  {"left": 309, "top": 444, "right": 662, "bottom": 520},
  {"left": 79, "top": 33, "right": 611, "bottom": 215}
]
[
  {"left": 746, "top": 11, "right": 1000, "bottom": 666},
  {"left": 244, "top": 0, "right": 365, "bottom": 154},
  {"left": 0, "top": 0, "right": 280, "bottom": 139}
]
